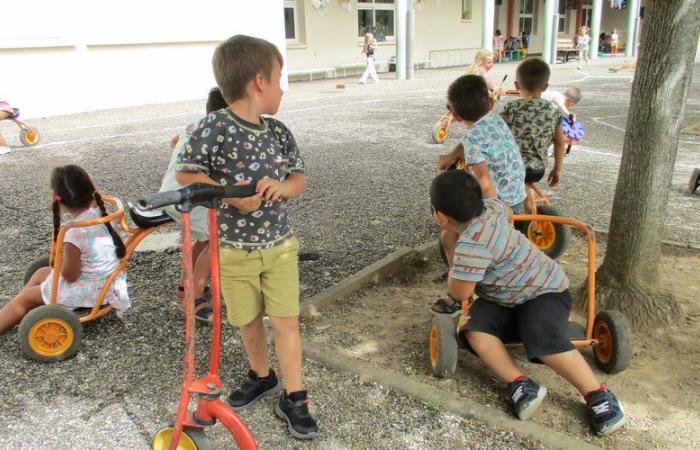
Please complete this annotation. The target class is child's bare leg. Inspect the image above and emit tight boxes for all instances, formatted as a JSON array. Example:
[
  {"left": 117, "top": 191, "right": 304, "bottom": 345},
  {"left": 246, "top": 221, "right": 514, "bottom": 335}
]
[
  {"left": 0, "top": 286, "right": 45, "bottom": 335},
  {"left": 239, "top": 312, "right": 270, "bottom": 377},
  {"left": 193, "top": 244, "right": 210, "bottom": 298},
  {"left": 466, "top": 331, "right": 524, "bottom": 382},
  {"left": 0, "top": 133, "right": 7, "bottom": 147},
  {"left": 539, "top": 350, "right": 600, "bottom": 396},
  {"left": 270, "top": 316, "right": 303, "bottom": 393}
]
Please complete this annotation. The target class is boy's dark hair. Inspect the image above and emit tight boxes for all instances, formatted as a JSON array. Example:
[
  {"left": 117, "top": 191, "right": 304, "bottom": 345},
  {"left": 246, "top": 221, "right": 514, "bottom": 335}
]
[
  {"left": 516, "top": 57, "right": 550, "bottom": 92},
  {"left": 430, "top": 170, "right": 484, "bottom": 223},
  {"left": 50, "top": 165, "right": 126, "bottom": 258},
  {"left": 212, "top": 34, "right": 284, "bottom": 103},
  {"left": 206, "top": 87, "right": 227, "bottom": 113},
  {"left": 447, "top": 75, "right": 490, "bottom": 122}
]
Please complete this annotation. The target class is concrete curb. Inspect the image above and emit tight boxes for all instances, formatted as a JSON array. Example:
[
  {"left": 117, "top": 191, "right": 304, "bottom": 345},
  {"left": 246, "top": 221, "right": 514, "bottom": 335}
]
[
  {"left": 303, "top": 342, "right": 600, "bottom": 450},
  {"left": 301, "top": 245, "right": 429, "bottom": 319}
]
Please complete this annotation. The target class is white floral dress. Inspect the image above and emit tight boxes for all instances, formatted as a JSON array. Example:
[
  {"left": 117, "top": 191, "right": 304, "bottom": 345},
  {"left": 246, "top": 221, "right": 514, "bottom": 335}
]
[{"left": 40, "top": 208, "right": 130, "bottom": 310}]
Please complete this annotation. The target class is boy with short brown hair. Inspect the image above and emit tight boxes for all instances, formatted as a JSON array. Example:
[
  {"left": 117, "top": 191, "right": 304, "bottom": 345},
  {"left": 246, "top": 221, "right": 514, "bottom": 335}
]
[
  {"left": 499, "top": 57, "right": 567, "bottom": 187},
  {"left": 176, "top": 34, "right": 318, "bottom": 439}
]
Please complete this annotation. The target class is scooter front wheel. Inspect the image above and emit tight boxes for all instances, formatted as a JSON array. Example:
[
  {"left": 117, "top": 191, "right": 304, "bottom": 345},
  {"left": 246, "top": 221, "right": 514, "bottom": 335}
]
[{"left": 153, "top": 426, "right": 212, "bottom": 450}]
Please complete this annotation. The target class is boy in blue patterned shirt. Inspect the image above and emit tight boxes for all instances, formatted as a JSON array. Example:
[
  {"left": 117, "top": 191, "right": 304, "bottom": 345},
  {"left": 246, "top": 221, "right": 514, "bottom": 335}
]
[
  {"left": 430, "top": 170, "right": 625, "bottom": 436},
  {"left": 176, "top": 35, "right": 318, "bottom": 439},
  {"left": 435, "top": 75, "right": 526, "bottom": 310}
]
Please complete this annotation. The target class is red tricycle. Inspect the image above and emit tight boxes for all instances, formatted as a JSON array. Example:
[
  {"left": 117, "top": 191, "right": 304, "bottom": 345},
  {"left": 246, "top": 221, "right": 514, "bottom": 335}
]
[{"left": 137, "top": 183, "right": 259, "bottom": 450}]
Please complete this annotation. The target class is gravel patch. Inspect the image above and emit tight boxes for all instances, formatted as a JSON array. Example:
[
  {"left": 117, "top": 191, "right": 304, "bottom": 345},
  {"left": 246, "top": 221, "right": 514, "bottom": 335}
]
[{"left": 0, "top": 59, "right": 698, "bottom": 448}]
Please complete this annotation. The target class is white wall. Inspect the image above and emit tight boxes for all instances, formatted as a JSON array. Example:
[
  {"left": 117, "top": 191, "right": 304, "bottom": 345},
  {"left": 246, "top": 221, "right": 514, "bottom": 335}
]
[
  {"left": 286, "top": 0, "right": 484, "bottom": 72},
  {"left": 0, "top": 0, "right": 286, "bottom": 118}
]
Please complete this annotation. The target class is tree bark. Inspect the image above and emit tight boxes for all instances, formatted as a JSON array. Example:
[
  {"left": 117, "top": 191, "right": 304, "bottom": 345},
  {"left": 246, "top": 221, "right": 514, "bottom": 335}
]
[{"left": 578, "top": 0, "right": 700, "bottom": 329}]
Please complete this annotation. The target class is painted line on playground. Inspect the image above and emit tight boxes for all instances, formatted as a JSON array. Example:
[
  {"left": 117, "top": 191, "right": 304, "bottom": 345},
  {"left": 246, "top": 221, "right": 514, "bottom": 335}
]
[{"left": 592, "top": 116, "right": 700, "bottom": 146}]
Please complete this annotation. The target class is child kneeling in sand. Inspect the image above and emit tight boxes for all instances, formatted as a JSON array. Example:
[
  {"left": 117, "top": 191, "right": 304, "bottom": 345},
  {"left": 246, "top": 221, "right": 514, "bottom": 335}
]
[{"left": 429, "top": 169, "right": 625, "bottom": 436}]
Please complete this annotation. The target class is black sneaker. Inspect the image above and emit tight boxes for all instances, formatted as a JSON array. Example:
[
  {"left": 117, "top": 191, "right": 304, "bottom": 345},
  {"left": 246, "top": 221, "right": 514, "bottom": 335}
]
[
  {"left": 226, "top": 369, "right": 281, "bottom": 410},
  {"left": 275, "top": 390, "right": 319, "bottom": 439},
  {"left": 586, "top": 387, "right": 625, "bottom": 436},
  {"left": 507, "top": 377, "right": 547, "bottom": 420}
]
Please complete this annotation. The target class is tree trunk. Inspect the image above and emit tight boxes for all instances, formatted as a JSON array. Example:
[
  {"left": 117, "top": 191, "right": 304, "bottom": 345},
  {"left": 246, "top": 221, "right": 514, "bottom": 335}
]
[{"left": 577, "top": 0, "right": 700, "bottom": 329}]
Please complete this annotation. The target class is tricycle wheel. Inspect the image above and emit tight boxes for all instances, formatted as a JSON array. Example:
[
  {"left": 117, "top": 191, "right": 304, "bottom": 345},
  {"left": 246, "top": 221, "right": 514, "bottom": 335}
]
[
  {"left": 23, "top": 256, "right": 51, "bottom": 285},
  {"left": 428, "top": 313, "right": 458, "bottom": 378},
  {"left": 431, "top": 121, "right": 448, "bottom": 144},
  {"left": 525, "top": 204, "right": 570, "bottom": 260},
  {"left": 19, "top": 304, "right": 83, "bottom": 362},
  {"left": 20, "top": 127, "right": 41, "bottom": 146},
  {"left": 592, "top": 310, "right": 632, "bottom": 374},
  {"left": 153, "top": 426, "right": 212, "bottom": 450}
]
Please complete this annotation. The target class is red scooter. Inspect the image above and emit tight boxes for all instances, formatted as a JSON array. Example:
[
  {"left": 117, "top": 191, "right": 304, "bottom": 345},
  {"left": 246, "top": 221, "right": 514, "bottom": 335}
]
[{"left": 138, "top": 183, "right": 259, "bottom": 450}]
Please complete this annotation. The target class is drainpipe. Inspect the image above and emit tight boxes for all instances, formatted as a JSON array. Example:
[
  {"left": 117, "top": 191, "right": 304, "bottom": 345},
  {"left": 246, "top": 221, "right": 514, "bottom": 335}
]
[
  {"left": 396, "top": 0, "right": 407, "bottom": 80},
  {"left": 407, "top": 4, "right": 415, "bottom": 79},
  {"left": 543, "top": 0, "right": 557, "bottom": 64}
]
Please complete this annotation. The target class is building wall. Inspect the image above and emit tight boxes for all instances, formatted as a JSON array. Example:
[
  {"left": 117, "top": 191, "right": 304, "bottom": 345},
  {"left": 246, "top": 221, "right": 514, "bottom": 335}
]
[
  {"left": 286, "top": 0, "right": 485, "bottom": 73},
  {"left": 0, "top": 0, "right": 286, "bottom": 118}
]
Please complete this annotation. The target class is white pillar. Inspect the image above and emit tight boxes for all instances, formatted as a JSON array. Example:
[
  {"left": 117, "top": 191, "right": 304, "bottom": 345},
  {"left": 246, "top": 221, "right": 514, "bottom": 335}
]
[
  {"left": 482, "top": 0, "right": 495, "bottom": 52},
  {"left": 406, "top": 5, "right": 415, "bottom": 79},
  {"left": 550, "top": 13, "right": 559, "bottom": 64},
  {"left": 625, "top": 0, "right": 640, "bottom": 57},
  {"left": 589, "top": 0, "right": 602, "bottom": 59},
  {"left": 395, "top": 0, "right": 408, "bottom": 80},
  {"left": 542, "top": 0, "right": 557, "bottom": 64}
]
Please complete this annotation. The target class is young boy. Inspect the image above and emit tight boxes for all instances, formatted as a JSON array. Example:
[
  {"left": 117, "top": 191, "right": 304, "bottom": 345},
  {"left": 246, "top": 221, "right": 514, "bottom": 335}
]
[
  {"left": 430, "top": 169, "right": 625, "bottom": 436},
  {"left": 159, "top": 87, "right": 228, "bottom": 321},
  {"left": 435, "top": 76, "right": 525, "bottom": 313},
  {"left": 542, "top": 86, "right": 582, "bottom": 118},
  {"left": 175, "top": 35, "right": 318, "bottom": 439},
  {"left": 499, "top": 58, "right": 567, "bottom": 187}
]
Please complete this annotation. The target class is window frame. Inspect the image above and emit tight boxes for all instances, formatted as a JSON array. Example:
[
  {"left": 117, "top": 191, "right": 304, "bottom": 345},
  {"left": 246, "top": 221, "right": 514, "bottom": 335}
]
[
  {"left": 461, "top": 0, "right": 473, "bottom": 22},
  {"left": 518, "top": 0, "right": 538, "bottom": 35},
  {"left": 358, "top": 0, "right": 395, "bottom": 40},
  {"left": 284, "top": 0, "right": 299, "bottom": 43},
  {"left": 557, "top": 0, "right": 569, "bottom": 34}
]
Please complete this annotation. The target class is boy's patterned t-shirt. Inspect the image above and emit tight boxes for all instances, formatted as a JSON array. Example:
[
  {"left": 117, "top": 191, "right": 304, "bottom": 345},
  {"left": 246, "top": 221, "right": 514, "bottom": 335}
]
[
  {"left": 176, "top": 108, "right": 304, "bottom": 250},
  {"left": 463, "top": 113, "right": 526, "bottom": 207},
  {"left": 450, "top": 198, "right": 569, "bottom": 307},
  {"left": 500, "top": 98, "right": 562, "bottom": 171}
]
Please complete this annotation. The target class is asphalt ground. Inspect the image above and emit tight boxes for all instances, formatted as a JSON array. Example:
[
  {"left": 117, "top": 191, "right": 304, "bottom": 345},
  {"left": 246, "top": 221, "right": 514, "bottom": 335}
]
[{"left": 0, "top": 58, "right": 698, "bottom": 449}]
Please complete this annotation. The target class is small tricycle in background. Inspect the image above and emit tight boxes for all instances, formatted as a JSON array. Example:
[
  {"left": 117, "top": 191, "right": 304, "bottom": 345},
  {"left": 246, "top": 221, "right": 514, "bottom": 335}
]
[
  {"left": 19, "top": 195, "right": 173, "bottom": 362},
  {"left": 429, "top": 214, "right": 633, "bottom": 379},
  {"left": 1, "top": 107, "right": 41, "bottom": 147}
]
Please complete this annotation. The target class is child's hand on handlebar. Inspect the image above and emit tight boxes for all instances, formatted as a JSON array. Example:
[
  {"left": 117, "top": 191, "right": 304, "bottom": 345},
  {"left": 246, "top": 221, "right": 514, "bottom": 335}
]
[
  {"left": 223, "top": 180, "right": 263, "bottom": 214},
  {"left": 256, "top": 178, "right": 289, "bottom": 202}
]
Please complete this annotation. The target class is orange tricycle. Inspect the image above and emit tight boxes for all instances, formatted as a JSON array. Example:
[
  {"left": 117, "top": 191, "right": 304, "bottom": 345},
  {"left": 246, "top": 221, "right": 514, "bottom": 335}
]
[
  {"left": 18, "top": 195, "right": 173, "bottom": 362},
  {"left": 429, "top": 214, "right": 633, "bottom": 379}
]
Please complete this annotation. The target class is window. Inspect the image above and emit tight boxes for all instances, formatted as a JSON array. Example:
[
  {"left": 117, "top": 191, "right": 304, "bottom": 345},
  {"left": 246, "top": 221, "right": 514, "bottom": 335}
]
[
  {"left": 358, "top": 0, "right": 394, "bottom": 40},
  {"left": 284, "top": 1, "right": 298, "bottom": 42},
  {"left": 582, "top": 0, "right": 593, "bottom": 29},
  {"left": 461, "top": 0, "right": 473, "bottom": 21},
  {"left": 557, "top": 0, "right": 568, "bottom": 33},
  {"left": 519, "top": 0, "right": 538, "bottom": 35}
]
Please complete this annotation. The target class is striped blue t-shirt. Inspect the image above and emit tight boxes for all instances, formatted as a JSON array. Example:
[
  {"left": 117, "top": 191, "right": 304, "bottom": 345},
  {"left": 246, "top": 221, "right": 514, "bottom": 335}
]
[{"left": 450, "top": 198, "right": 569, "bottom": 307}]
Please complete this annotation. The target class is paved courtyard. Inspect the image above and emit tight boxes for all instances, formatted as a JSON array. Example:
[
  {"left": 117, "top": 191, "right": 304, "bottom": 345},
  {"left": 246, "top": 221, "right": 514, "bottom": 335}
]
[{"left": 0, "top": 58, "right": 698, "bottom": 449}]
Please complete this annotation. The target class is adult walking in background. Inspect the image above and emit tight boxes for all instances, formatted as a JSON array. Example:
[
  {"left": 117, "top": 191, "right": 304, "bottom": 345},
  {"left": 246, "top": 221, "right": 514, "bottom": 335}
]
[{"left": 359, "top": 32, "right": 379, "bottom": 84}]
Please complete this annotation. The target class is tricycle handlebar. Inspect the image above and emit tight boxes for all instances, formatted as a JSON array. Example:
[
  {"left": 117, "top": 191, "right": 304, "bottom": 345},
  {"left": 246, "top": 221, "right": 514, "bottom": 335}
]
[{"left": 137, "top": 183, "right": 257, "bottom": 211}]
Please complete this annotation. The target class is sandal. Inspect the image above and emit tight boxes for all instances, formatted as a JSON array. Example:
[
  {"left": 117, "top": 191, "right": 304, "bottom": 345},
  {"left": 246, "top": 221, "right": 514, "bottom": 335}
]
[
  {"left": 178, "top": 285, "right": 211, "bottom": 295},
  {"left": 431, "top": 297, "right": 461, "bottom": 315},
  {"left": 194, "top": 297, "right": 214, "bottom": 323}
]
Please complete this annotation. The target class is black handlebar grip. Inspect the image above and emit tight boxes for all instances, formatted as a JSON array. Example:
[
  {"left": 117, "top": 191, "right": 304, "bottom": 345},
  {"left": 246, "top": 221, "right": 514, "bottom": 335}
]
[
  {"left": 224, "top": 183, "right": 257, "bottom": 198},
  {"left": 136, "top": 190, "right": 182, "bottom": 211}
]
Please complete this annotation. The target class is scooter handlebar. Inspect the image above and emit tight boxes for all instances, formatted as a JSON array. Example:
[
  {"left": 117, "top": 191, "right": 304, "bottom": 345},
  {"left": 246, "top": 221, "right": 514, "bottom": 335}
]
[{"left": 137, "top": 183, "right": 257, "bottom": 211}]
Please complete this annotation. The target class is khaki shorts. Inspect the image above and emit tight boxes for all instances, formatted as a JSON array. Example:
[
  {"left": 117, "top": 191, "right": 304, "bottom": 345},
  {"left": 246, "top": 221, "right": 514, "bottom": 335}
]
[{"left": 219, "top": 237, "right": 300, "bottom": 327}]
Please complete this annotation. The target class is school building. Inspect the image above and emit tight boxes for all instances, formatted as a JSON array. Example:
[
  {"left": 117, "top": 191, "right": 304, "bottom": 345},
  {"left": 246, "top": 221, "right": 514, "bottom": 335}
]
[
  {"left": 284, "top": 0, "right": 652, "bottom": 78},
  {"left": 2, "top": 1, "right": 698, "bottom": 118}
]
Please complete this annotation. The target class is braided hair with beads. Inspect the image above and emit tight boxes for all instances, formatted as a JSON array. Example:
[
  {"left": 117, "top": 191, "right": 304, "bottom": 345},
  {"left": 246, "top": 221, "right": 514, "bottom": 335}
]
[{"left": 50, "top": 165, "right": 126, "bottom": 258}]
